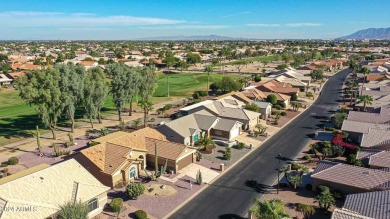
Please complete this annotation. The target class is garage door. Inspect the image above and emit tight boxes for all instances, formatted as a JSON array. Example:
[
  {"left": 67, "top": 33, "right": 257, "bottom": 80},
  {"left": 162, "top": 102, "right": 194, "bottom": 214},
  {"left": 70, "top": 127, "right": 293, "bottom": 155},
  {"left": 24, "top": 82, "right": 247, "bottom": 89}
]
[
  {"left": 230, "top": 127, "right": 240, "bottom": 139},
  {"left": 177, "top": 154, "right": 193, "bottom": 171}
]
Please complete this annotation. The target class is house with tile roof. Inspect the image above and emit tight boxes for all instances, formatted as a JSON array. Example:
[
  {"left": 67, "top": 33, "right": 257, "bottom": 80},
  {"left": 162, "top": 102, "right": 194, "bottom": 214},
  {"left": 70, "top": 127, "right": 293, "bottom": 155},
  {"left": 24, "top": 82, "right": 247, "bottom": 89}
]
[
  {"left": 71, "top": 127, "right": 196, "bottom": 187},
  {"left": 341, "top": 120, "right": 390, "bottom": 148},
  {"left": 255, "top": 80, "right": 300, "bottom": 96},
  {"left": 311, "top": 161, "right": 390, "bottom": 194},
  {"left": 157, "top": 110, "right": 244, "bottom": 145},
  {"left": 0, "top": 159, "right": 110, "bottom": 219},
  {"left": 332, "top": 191, "right": 390, "bottom": 219},
  {"left": 346, "top": 105, "right": 390, "bottom": 124},
  {"left": 357, "top": 149, "right": 390, "bottom": 170}
]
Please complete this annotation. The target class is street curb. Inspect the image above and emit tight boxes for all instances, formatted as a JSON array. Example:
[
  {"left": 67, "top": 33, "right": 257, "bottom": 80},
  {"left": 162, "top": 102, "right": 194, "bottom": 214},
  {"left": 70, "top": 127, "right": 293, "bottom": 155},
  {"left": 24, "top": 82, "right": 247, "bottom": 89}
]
[{"left": 164, "top": 77, "right": 333, "bottom": 219}]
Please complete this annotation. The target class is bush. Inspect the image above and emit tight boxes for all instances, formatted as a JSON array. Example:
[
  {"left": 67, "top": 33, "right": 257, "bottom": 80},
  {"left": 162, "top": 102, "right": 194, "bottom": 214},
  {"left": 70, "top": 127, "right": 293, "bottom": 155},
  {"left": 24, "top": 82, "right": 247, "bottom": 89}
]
[
  {"left": 110, "top": 198, "right": 123, "bottom": 213},
  {"left": 192, "top": 92, "right": 200, "bottom": 99},
  {"left": 196, "top": 151, "right": 203, "bottom": 161},
  {"left": 235, "top": 142, "right": 245, "bottom": 149},
  {"left": 254, "top": 75, "right": 262, "bottom": 82},
  {"left": 8, "top": 157, "right": 19, "bottom": 165},
  {"left": 193, "top": 99, "right": 201, "bottom": 104},
  {"left": 223, "top": 148, "right": 232, "bottom": 160},
  {"left": 291, "top": 94, "right": 298, "bottom": 101},
  {"left": 126, "top": 183, "right": 145, "bottom": 199},
  {"left": 266, "top": 94, "right": 278, "bottom": 105},
  {"left": 273, "top": 105, "right": 283, "bottom": 110},
  {"left": 305, "top": 184, "right": 313, "bottom": 191},
  {"left": 304, "top": 155, "right": 312, "bottom": 162},
  {"left": 163, "top": 104, "right": 173, "bottom": 110},
  {"left": 134, "top": 210, "right": 148, "bottom": 219},
  {"left": 291, "top": 163, "right": 301, "bottom": 170},
  {"left": 279, "top": 102, "right": 287, "bottom": 108},
  {"left": 198, "top": 91, "right": 208, "bottom": 97},
  {"left": 280, "top": 111, "right": 287, "bottom": 116},
  {"left": 88, "top": 141, "right": 100, "bottom": 147},
  {"left": 0, "top": 163, "right": 8, "bottom": 167}
]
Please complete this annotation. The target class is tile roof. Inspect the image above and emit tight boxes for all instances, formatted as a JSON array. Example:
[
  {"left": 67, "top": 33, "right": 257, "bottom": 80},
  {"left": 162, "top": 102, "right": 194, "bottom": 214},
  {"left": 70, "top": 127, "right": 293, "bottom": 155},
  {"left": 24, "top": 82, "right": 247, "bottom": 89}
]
[
  {"left": 341, "top": 120, "right": 390, "bottom": 134},
  {"left": 256, "top": 80, "right": 299, "bottom": 94},
  {"left": 342, "top": 190, "right": 390, "bottom": 219},
  {"left": 312, "top": 160, "right": 339, "bottom": 174},
  {"left": 205, "top": 101, "right": 260, "bottom": 121},
  {"left": 331, "top": 208, "right": 373, "bottom": 219},
  {"left": 361, "top": 128, "right": 390, "bottom": 148},
  {"left": 212, "top": 118, "right": 241, "bottom": 131},
  {"left": 0, "top": 159, "right": 109, "bottom": 219},
  {"left": 312, "top": 161, "right": 390, "bottom": 191},
  {"left": 145, "top": 138, "right": 196, "bottom": 161},
  {"left": 347, "top": 105, "right": 390, "bottom": 124},
  {"left": 369, "top": 151, "right": 390, "bottom": 168},
  {"left": 241, "top": 88, "right": 267, "bottom": 100}
]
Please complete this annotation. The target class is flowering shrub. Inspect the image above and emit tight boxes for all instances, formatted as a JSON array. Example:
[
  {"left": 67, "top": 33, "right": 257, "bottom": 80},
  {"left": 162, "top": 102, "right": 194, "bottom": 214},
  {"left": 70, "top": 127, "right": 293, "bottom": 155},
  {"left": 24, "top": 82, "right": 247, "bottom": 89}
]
[{"left": 331, "top": 134, "right": 357, "bottom": 149}]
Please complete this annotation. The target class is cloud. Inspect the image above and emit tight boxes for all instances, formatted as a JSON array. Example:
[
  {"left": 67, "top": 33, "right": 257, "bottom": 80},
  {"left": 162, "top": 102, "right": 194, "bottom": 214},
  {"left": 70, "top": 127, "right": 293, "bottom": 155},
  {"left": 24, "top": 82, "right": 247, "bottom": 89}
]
[
  {"left": 221, "top": 11, "right": 251, "bottom": 18},
  {"left": 247, "top": 23, "right": 281, "bottom": 27},
  {"left": 247, "top": 23, "right": 322, "bottom": 27},
  {"left": 139, "top": 25, "right": 229, "bottom": 30},
  {"left": 0, "top": 11, "right": 184, "bottom": 27},
  {"left": 285, "top": 23, "right": 322, "bottom": 27}
]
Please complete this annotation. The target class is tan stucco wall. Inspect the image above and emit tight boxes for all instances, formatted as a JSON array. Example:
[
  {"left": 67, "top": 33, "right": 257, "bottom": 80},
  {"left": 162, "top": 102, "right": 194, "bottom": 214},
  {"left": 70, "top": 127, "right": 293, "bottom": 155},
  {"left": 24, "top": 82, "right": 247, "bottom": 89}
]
[{"left": 87, "top": 192, "right": 108, "bottom": 218}]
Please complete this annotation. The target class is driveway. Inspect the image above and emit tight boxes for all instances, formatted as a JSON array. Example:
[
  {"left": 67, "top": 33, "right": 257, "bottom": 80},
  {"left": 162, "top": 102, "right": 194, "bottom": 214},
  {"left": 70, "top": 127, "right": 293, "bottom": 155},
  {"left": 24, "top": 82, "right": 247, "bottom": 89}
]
[
  {"left": 179, "top": 163, "right": 220, "bottom": 184},
  {"left": 170, "top": 69, "right": 350, "bottom": 219}
]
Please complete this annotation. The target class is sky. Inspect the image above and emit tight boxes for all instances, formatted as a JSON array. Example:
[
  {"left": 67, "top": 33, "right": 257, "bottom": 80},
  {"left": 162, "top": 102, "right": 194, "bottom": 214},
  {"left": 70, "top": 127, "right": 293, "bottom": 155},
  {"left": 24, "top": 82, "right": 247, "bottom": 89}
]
[{"left": 1, "top": 0, "right": 390, "bottom": 40}]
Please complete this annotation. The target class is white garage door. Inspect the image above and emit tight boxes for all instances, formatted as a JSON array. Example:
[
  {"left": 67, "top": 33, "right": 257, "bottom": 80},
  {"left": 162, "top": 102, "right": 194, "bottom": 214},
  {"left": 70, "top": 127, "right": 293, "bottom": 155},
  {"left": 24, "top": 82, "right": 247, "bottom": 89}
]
[{"left": 230, "top": 127, "right": 240, "bottom": 139}]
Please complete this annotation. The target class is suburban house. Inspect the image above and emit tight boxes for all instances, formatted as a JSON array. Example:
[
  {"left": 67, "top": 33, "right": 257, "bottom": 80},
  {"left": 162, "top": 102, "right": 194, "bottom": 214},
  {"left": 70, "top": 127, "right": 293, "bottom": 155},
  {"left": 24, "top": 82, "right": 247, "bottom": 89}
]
[
  {"left": 213, "top": 92, "right": 249, "bottom": 108},
  {"left": 346, "top": 105, "right": 390, "bottom": 124},
  {"left": 255, "top": 80, "right": 300, "bottom": 96},
  {"left": 274, "top": 75, "right": 307, "bottom": 90},
  {"left": 71, "top": 128, "right": 196, "bottom": 187},
  {"left": 157, "top": 110, "right": 243, "bottom": 145},
  {"left": 0, "top": 74, "right": 12, "bottom": 86},
  {"left": 311, "top": 161, "right": 390, "bottom": 194},
  {"left": 332, "top": 191, "right": 390, "bottom": 219},
  {"left": 180, "top": 100, "right": 215, "bottom": 116},
  {"left": 341, "top": 120, "right": 390, "bottom": 149},
  {"left": 0, "top": 159, "right": 110, "bottom": 219},
  {"left": 253, "top": 101, "right": 272, "bottom": 119},
  {"left": 10, "top": 63, "right": 42, "bottom": 71},
  {"left": 78, "top": 61, "right": 99, "bottom": 69},
  {"left": 357, "top": 149, "right": 390, "bottom": 170},
  {"left": 241, "top": 88, "right": 268, "bottom": 101},
  {"left": 354, "top": 95, "right": 390, "bottom": 112}
]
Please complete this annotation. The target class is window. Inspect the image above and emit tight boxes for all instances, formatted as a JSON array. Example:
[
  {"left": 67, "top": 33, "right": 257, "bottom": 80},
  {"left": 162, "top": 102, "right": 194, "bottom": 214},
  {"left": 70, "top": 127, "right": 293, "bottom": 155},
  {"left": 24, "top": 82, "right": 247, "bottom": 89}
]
[
  {"left": 129, "top": 167, "right": 137, "bottom": 179},
  {"left": 215, "top": 130, "right": 222, "bottom": 135},
  {"left": 87, "top": 198, "right": 99, "bottom": 212}
]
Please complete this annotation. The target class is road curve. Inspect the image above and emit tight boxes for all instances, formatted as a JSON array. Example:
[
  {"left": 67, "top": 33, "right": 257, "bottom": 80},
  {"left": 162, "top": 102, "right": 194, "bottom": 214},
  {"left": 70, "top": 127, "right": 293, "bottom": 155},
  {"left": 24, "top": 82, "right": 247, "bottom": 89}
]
[{"left": 169, "top": 69, "right": 350, "bottom": 219}]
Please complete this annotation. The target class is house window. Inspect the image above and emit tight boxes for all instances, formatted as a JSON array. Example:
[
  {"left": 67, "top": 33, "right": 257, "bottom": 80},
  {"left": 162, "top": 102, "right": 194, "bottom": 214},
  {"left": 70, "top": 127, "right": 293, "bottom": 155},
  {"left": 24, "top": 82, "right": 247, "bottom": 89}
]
[
  {"left": 87, "top": 198, "right": 99, "bottom": 212},
  {"left": 215, "top": 130, "right": 222, "bottom": 135},
  {"left": 129, "top": 167, "right": 137, "bottom": 179}
]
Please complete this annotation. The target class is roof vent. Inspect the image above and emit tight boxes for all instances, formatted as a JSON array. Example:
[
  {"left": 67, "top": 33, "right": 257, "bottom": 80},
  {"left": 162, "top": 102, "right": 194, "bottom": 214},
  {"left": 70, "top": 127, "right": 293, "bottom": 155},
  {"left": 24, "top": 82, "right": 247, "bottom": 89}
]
[{"left": 109, "top": 164, "right": 113, "bottom": 167}]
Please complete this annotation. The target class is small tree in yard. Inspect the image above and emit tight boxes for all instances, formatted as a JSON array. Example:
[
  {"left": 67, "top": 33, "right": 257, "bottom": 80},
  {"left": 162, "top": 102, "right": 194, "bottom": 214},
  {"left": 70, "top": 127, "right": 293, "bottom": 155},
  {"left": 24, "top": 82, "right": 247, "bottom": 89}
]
[
  {"left": 126, "top": 183, "right": 145, "bottom": 199},
  {"left": 266, "top": 94, "right": 278, "bottom": 105},
  {"left": 332, "top": 112, "right": 347, "bottom": 128},
  {"left": 288, "top": 175, "right": 302, "bottom": 189},
  {"left": 245, "top": 103, "right": 260, "bottom": 112},
  {"left": 57, "top": 201, "right": 88, "bottom": 219},
  {"left": 110, "top": 198, "right": 123, "bottom": 214},
  {"left": 196, "top": 169, "right": 203, "bottom": 185},
  {"left": 291, "top": 94, "right": 298, "bottom": 101},
  {"left": 315, "top": 186, "right": 335, "bottom": 211},
  {"left": 196, "top": 136, "right": 216, "bottom": 152},
  {"left": 131, "top": 119, "right": 142, "bottom": 129},
  {"left": 254, "top": 75, "right": 262, "bottom": 82},
  {"left": 224, "top": 147, "right": 232, "bottom": 160},
  {"left": 306, "top": 91, "right": 314, "bottom": 100},
  {"left": 249, "top": 198, "right": 290, "bottom": 219},
  {"left": 296, "top": 203, "right": 315, "bottom": 219}
]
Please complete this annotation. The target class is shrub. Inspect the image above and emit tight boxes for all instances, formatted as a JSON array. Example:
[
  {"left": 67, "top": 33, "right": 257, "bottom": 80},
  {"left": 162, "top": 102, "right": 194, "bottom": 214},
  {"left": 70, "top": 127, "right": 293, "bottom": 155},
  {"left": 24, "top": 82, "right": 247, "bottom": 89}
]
[
  {"left": 8, "top": 157, "right": 19, "bottom": 165},
  {"left": 305, "top": 184, "right": 313, "bottom": 191},
  {"left": 291, "top": 163, "right": 301, "bottom": 170},
  {"left": 193, "top": 99, "right": 201, "bottom": 104},
  {"left": 110, "top": 198, "right": 123, "bottom": 213},
  {"left": 291, "top": 94, "right": 298, "bottom": 101},
  {"left": 304, "top": 155, "right": 312, "bottom": 162},
  {"left": 0, "top": 163, "right": 8, "bottom": 167},
  {"left": 192, "top": 92, "right": 200, "bottom": 99},
  {"left": 235, "top": 142, "right": 245, "bottom": 149},
  {"left": 118, "top": 121, "right": 127, "bottom": 131},
  {"left": 280, "top": 111, "right": 287, "bottom": 116},
  {"left": 126, "top": 183, "right": 145, "bottom": 199},
  {"left": 273, "top": 105, "right": 283, "bottom": 110},
  {"left": 254, "top": 75, "right": 262, "bottom": 82},
  {"left": 279, "top": 102, "right": 286, "bottom": 108},
  {"left": 163, "top": 104, "right": 173, "bottom": 110},
  {"left": 196, "top": 151, "right": 203, "bottom": 161},
  {"left": 198, "top": 91, "right": 208, "bottom": 97},
  {"left": 134, "top": 210, "right": 148, "bottom": 219},
  {"left": 88, "top": 141, "right": 100, "bottom": 147},
  {"left": 223, "top": 148, "right": 232, "bottom": 160}
]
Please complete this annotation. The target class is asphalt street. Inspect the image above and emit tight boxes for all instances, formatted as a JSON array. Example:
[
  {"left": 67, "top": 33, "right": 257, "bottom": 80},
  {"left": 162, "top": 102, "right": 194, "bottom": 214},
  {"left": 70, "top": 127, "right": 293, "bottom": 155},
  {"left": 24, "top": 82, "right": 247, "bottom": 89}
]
[{"left": 170, "top": 68, "right": 350, "bottom": 219}]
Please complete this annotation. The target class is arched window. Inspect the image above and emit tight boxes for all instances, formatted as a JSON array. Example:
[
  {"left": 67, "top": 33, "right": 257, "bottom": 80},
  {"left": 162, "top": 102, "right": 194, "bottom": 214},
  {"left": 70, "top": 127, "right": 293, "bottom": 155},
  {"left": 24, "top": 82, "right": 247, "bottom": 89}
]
[{"left": 129, "top": 167, "right": 137, "bottom": 179}]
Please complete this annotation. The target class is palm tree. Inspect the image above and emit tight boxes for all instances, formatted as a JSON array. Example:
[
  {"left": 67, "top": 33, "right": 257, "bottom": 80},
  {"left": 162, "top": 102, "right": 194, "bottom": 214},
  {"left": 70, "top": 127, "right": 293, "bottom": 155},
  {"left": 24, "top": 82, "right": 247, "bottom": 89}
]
[
  {"left": 249, "top": 198, "right": 290, "bottom": 219},
  {"left": 57, "top": 201, "right": 88, "bottom": 219},
  {"left": 296, "top": 203, "right": 315, "bottom": 219},
  {"left": 360, "top": 66, "right": 371, "bottom": 96},
  {"left": 195, "top": 136, "right": 216, "bottom": 152},
  {"left": 204, "top": 65, "right": 214, "bottom": 96},
  {"left": 358, "top": 95, "right": 373, "bottom": 111},
  {"left": 314, "top": 186, "right": 335, "bottom": 211}
]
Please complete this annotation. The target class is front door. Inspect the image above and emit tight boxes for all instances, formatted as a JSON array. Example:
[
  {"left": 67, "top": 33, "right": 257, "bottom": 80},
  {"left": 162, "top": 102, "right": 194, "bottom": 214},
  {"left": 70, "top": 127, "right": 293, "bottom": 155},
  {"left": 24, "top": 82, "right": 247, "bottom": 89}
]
[
  {"left": 193, "top": 134, "right": 199, "bottom": 142},
  {"left": 129, "top": 167, "right": 137, "bottom": 179}
]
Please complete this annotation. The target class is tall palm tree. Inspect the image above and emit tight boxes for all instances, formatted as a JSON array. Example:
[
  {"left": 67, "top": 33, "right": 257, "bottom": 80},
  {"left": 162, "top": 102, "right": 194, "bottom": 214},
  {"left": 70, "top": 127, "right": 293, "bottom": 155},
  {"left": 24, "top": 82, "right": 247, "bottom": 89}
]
[
  {"left": 360, "top": 66, "right": 371, "bottom": 96},
  {"left": 296, "top": 203, "right": 315, "bottom": 219},
  {"left": 358, "top": 95, "right": 373, "bottom": 111},
  {"left": 204, "top": 65, "right": 214, "bottom": 96},
  {"left": 250, "top": 199, "right": 290, "bottom": 219}
]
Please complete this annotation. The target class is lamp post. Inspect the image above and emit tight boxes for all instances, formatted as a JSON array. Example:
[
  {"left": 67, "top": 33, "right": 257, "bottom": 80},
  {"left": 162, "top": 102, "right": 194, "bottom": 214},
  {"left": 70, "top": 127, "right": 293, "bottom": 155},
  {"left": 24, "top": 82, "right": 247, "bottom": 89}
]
[{"left": 277, "top": 153, "right": 282, "bottom": 194}]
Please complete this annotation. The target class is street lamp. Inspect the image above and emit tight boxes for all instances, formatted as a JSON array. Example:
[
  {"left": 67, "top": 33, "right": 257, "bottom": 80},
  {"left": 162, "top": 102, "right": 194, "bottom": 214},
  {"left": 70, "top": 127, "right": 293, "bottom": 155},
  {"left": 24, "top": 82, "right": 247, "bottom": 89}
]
[{"left": 277, "top": 153, "right": 282, "bottom": 194}]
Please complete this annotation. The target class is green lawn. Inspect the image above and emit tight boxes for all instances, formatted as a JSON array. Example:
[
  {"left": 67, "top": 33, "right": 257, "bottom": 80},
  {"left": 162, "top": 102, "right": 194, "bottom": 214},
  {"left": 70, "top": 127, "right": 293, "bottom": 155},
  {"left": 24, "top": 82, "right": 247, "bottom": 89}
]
[
  {"left": 214, "top": 55, "right": 277, "bottom": 66},
  {"left": 0, "top": 73, "right": 243, "bottom": 146}
]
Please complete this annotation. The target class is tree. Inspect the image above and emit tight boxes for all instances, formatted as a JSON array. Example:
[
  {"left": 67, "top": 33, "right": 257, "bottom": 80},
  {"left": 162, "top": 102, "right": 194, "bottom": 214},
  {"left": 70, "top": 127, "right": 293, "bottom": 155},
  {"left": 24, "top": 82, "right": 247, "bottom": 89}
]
[
  {"left": 209, "top": 82, "right": 220, "bottom": 92},
  {"left": 177, "top": 60, "right": 189, "bottom": 73},
  {"left": 254, "top": 75, "right": 262, "bottom": 82},
  {"left": 204, "top": 65, "right": 214, "bottom": 95},
  {"left": 245, "top": 103, "right": 260, "bottom": 112},
  {"left": 127, "top": 69, "right": 141, "bottom": 116},
  {"left": 57, "top": 63, "right": 85, "bottom": 133},
  {"left": 250, "top": 199, "right": 290, "bottom": 219},
  {"left": 310, "top": 70, "right": 323, "bottom": 81},
  {"left": 83, "top": 67, "right": 109, "bottom": 128},
  {"left": 276, "top": 64, "right": 288, "bottom": 70},
  {"left": 138, "top": 66, "right": 158, "bottom": 126},
  {"left": 261, "top": 60, "right": 269, "bottom": 68},
  {"left": 17, "top": 68, "right": 64, "bottom": 139},
  {"left": 107, "top": 63, "right": 130, "bottom": 121},
  {"left": 186, "top": 53, "right": 201, "bottom": 66},
  {"left": 360, "top": 66, "right": 371, "bottom": 96},
  {"left": 292, "top": 102, "right": 302, "bottom": 111},
  {"left": 296, "top": 203, "right": 315, "bottom": 219},
  {"left": 306, "top": 92, "right": 314, "bottom": 100},
  {"left": 266, "top": 94, "right": 278, "bottom": 105},
  {"left": 195, "top": 136, "right": 216, "bottom": 151},
  {"left": 234, "top": 60, "right": 248, "bottom": 73},
  {"left": 288, "top": 175, "right": 302, "bottom": 189},
  {"left": 218, "top": 76, "right": 242, "bottom": 93},
  {"left": 358, "top": 95, "right": 373, "bottom": 111},
  {"left": 315, "top": 186, "right": 335, "bottom": 211},
  {"left": 57, "top": 201, "right": 88, "bottom": 219},
  {"left": 332, "top": 112, "right": 347, "bottom": 128}
]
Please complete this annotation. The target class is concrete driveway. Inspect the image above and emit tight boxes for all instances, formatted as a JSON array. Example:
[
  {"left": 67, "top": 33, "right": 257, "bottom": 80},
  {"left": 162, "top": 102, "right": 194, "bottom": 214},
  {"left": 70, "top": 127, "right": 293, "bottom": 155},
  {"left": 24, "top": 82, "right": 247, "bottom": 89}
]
[{"left": 179, "top": 163, "right": 220, "bottom": 184}]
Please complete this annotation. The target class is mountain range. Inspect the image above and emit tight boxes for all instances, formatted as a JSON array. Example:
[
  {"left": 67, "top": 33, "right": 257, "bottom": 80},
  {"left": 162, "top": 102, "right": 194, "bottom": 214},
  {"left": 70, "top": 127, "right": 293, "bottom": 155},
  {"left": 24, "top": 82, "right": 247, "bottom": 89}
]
[
  {"left": 339, "top": 27, "right": 390, "bottom": 40},
  {"left": 134, "top": 35, "right": 248, "bottom": 41}
]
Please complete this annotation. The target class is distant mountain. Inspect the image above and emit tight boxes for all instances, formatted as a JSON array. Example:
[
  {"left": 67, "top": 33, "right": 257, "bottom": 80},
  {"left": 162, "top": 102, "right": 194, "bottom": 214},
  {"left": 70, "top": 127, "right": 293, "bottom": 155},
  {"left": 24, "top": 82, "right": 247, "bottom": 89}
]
[
  {"left": 134, "top": 35, "right": 248, "bottom": 41},
  {"left": 339, "top": 27, "right": 390, "bottom": 40}
]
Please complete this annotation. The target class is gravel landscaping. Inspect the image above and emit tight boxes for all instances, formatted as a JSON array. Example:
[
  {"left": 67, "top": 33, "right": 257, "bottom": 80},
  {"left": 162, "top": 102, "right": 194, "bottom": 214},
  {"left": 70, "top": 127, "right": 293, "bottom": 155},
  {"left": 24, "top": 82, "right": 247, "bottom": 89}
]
[{"left": 202, "top": 144, "right": 252, "bottom": 167}]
